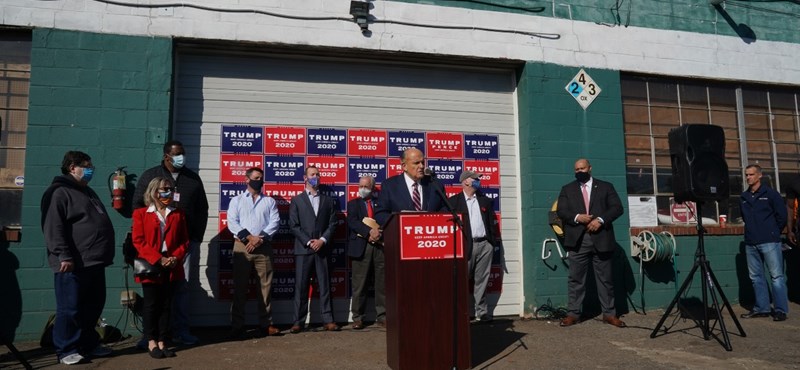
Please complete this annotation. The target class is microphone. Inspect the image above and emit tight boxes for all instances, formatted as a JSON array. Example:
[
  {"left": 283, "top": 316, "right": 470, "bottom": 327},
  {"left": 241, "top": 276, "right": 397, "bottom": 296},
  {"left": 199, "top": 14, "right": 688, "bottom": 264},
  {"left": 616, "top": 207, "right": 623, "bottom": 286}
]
[{"left": 424, "top": 167, "right": 436, "bottom": 178}]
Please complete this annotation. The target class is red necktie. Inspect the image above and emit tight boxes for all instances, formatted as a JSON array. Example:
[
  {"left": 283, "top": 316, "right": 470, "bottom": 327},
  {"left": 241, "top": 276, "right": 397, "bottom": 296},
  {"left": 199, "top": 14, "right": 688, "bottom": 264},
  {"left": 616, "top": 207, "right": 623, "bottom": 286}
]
[
  {"left": 366, "top": 200, "right": 373, "bottom": 218},
  {"left": 582, "top": 184, "right": 590, "bottom": 213},
  {"left": 412, "top": 182, "right": 422, "bottom": 211}
]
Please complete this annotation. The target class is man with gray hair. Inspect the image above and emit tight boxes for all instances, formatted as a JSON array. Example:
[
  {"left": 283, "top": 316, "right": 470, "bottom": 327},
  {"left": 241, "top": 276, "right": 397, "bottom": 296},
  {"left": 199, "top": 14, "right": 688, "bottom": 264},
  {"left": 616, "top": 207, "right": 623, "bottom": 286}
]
[
  {"left": 347, "top": 176, "right": 385, "bottom": 329},
  {"left": 449, "top": 170, "right": 498, "bottom": 323}
]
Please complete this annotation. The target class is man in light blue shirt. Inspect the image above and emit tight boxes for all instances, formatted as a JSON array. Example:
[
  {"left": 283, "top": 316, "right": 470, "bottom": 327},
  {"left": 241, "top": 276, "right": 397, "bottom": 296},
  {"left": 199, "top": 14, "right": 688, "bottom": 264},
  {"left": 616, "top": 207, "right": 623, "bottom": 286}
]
[{"left": 226, "top": 167, "right": 281, "bottom": 338}]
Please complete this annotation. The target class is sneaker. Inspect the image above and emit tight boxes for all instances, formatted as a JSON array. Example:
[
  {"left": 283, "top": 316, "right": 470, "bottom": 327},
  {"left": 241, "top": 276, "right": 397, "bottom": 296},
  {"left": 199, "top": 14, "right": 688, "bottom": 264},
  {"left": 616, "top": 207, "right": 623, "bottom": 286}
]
[
  {"left": 773, "top": 312, "right": 787, "bottom": 321},
  {"left": 59, "top": 353, "right": 85, "bottom": 365},
  {"left": 90, "top": 345, "right": 113, "bottom": 357},
  {"left": 740, "top": 311, "right": 770, "bottom": 319},
  {"left": 173, "top": 332, "right": 199, "bottom": 345}
]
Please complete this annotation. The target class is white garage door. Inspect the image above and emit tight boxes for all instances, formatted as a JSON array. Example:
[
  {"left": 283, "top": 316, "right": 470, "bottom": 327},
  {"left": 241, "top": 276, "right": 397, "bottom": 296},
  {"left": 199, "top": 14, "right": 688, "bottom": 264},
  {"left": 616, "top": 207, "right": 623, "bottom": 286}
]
[{"left": 173, "top": 50, "right": 521, "bottom": 326}]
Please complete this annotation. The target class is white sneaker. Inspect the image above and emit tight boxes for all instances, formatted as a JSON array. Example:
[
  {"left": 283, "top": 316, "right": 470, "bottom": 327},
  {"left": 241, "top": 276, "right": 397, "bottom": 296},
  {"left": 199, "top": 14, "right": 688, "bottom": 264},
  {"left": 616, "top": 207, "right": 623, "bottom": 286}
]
[
  {"left": 91, "top": 345, "right": 113, "bottom": 357},
  {"left": 59, "top": 353, "right": 84, "bottom": 365}
]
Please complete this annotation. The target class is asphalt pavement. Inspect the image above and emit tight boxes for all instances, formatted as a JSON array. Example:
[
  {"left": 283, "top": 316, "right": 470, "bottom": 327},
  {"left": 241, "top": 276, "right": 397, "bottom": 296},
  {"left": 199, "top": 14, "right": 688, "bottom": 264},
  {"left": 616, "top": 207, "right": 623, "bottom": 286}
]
[{"left": 2, "top": 301, "right": 799, "bottom": 369}]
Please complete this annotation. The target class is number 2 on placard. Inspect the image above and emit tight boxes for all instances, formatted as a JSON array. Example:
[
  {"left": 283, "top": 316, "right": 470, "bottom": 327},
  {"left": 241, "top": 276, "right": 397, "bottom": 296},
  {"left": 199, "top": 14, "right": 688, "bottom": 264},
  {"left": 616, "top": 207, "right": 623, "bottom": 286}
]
[{"left": 570, "top": 82, "right": 580, "bottom": 94}]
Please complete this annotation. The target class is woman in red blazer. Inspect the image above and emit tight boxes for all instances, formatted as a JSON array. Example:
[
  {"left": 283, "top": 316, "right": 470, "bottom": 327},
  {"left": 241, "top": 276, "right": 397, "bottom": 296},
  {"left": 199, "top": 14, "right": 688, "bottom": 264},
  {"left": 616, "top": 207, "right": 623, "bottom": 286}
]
[{"left": 132, "top": 177, "right": 189, "bottom": 359}]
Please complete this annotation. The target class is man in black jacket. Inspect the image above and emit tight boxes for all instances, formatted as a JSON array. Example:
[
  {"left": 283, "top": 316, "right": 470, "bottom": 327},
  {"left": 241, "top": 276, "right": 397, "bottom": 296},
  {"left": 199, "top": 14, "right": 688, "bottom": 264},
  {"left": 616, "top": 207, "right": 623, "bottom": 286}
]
[
  {"left": 347, "top": 176, "right": 384, "bottom": 329},
  {"left": 41, "top": 151, "right": 115, "bottom": 365},
  {"left": 449, "top": 171, "right": 497, "bottom": 322},
  {"left": 132, "top": 140, "right": 209, "bottom": 344}
]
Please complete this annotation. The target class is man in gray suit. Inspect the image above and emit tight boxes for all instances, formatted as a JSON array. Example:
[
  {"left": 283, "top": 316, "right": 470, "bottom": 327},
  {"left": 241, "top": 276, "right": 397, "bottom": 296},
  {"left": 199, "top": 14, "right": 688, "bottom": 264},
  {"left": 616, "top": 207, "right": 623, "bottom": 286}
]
[
  {"left": 556, "top": 158, "right": 625, "bottom": 328},
  {"left": 289, "top": 165, "right": 339, "bottom": 333}
]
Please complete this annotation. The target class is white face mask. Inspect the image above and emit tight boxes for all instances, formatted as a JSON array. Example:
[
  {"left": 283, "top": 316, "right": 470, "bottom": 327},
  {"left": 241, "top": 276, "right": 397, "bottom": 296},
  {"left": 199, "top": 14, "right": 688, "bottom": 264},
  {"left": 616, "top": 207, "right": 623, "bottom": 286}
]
[{"left": 358, "top": 187, "right": 372, "bottom": 199}]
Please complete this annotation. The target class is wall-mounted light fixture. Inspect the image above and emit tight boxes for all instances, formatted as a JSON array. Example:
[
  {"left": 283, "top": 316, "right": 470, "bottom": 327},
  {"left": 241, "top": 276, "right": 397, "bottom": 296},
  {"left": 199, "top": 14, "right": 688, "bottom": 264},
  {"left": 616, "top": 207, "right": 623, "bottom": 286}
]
[{"left": 349, "top": 1, "right": 370, "bottom": 34}]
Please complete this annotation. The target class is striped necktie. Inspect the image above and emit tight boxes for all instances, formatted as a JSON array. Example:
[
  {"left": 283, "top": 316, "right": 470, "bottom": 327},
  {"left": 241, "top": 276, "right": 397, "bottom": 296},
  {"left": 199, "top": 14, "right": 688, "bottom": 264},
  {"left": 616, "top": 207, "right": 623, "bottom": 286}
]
[{"left": 412, "top": 182, "right": 422, "bottom": 211}]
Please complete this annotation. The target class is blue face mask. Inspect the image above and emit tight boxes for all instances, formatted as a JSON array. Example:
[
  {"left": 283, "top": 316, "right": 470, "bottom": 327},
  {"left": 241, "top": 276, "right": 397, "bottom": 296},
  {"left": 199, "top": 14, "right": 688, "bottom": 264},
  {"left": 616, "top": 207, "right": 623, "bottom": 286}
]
[
  {"left": 171, "top": 154, "right": 185, "bottom": 169},
  {"left": 80, "top": 167, "right": 94, "bottom": 183},
  {"left": 308, "top": 176, "right": 319, "bottom": 188},
  {"left": 158, "top": 190, "right": 173, "bottom": 199},
  {"left": 471, "top": 179, "right": 481, "bottom": 190}
]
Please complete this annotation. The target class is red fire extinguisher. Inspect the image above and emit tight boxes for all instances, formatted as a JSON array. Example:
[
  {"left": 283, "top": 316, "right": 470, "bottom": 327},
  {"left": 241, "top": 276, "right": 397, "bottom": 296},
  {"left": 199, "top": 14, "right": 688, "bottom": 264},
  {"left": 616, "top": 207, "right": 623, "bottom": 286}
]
[{"left": 108, "top": 166, "right": 127, "bottom": 210}]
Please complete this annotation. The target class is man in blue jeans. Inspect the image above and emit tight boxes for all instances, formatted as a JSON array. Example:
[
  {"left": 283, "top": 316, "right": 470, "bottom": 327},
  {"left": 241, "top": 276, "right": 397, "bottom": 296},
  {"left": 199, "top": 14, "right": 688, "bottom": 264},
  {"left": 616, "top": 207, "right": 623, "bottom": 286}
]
[
  {"left": 41, "top": 151, "right": 115, "bottom": 365},
  {"left": 740, "top": 164, "right": 789, "bottom": 322}
]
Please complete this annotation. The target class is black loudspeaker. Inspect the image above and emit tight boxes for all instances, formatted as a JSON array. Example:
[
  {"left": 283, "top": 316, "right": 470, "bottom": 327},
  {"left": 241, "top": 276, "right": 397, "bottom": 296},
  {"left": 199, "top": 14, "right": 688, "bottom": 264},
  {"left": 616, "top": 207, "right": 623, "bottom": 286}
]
[{"left": 668, "top": 124, "right": 729, "bottom": 203}]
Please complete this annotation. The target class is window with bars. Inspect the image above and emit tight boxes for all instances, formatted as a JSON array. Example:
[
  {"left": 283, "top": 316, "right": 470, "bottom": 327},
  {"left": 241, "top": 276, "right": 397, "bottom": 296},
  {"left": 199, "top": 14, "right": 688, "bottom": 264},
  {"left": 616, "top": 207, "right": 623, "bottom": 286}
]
[
  {"left": 0, "top": 31, "right": 31, "bottom": 228},
  {"left": 622, "top": 74, "right": 800, "bottom": 227}
]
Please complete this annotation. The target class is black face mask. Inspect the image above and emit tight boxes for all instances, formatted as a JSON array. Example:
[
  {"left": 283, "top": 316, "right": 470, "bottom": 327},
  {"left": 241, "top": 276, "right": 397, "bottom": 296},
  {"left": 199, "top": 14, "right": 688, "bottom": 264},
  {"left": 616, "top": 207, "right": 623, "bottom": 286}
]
[
  {"left": 249, "top": 179, "right": 264, "bottom": 191},
  {"left": 574, "top": 171, "right": 590, "bottom": 183}
]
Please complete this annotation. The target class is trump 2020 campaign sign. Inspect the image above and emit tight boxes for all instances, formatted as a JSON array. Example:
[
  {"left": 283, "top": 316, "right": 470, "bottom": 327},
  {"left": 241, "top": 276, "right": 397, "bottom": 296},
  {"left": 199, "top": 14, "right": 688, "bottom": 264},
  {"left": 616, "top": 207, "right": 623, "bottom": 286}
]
[
  {"left": 399, "top": 213, "right": 464, "bottom": 260},
  {"left": 217, "top": 124, "right": 499, "bottom": 301}
]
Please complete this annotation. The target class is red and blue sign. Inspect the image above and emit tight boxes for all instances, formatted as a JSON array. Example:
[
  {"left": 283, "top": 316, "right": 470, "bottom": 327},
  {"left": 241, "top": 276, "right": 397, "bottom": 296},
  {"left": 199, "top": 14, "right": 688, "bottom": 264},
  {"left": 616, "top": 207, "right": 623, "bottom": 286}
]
[
  {"left": 464, "top": 134, "right": 499, "bottom": 159},
  {"left": 263, "top": 155, "right": 305, "bottom": 182},
  {"left": 347, "top": 157, "right": 387, "bottom": 183},
  {"left": 264, "top": 126, "right": 306, "bottom": 155},
  {"left": 348, "top": 129, "right": 388, "bottom": 157},
  {"left": 388, "top": 131, "right": 425, "bottom": 157},
  {"left": 307, "top": 128, "right": 346, "bottom": 155},
  {"left": 427, "top": 159, "right": 464, "bottom": 186},
  {"left": 427, "top": 132, "right": 463, "bottom": 159},
  {"left": 222, "top": 126, "right": 263, "bottom": 153}
]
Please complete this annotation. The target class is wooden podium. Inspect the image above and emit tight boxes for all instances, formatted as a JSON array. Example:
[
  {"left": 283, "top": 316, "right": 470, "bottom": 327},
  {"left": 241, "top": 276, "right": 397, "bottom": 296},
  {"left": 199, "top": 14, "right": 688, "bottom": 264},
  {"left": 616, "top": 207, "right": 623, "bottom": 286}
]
[{"left": 383, "top": 212, "right": 471, "bottom": 370}]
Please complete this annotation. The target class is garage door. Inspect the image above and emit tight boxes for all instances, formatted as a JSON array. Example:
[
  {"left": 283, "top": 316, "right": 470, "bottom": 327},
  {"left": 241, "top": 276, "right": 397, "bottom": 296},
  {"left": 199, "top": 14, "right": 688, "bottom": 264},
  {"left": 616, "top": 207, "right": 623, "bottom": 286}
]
[{"left": 173, "top": 50, "right": 521, "bottom": 326}]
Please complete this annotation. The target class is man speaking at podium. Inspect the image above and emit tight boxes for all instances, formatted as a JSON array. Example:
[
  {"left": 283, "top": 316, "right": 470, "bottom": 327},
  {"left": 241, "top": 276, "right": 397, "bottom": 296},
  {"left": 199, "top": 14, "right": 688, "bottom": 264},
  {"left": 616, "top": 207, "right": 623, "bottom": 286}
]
[{"left": 374, "top": 147, "right": 446, "bottom": 225}]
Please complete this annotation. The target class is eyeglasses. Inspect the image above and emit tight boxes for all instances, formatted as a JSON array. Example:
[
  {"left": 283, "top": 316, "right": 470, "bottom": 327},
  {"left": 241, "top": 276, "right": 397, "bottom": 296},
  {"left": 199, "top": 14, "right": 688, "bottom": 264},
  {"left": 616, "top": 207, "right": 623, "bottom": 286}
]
[{"left": 158, "top": 187, "right": 174, "bottom": 192}]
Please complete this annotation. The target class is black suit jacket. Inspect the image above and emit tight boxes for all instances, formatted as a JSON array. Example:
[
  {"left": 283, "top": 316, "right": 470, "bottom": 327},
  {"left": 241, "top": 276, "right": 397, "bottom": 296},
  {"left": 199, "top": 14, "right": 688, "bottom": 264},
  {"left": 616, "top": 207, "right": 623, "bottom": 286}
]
[
  {"left": 289, "top": 191, "right": 338, "bottom": 255},
  {"left": 346, "top": 197, "right": 378, "bottom": 258},
  {"left": 448, "top": 192, "right": 497, "bottom": 259},
  {"left": 556, "top": 178, "right": 623, "bottom": 252},
  {"left": 374, "top": 174, "right": 446, "bottom": 226}
]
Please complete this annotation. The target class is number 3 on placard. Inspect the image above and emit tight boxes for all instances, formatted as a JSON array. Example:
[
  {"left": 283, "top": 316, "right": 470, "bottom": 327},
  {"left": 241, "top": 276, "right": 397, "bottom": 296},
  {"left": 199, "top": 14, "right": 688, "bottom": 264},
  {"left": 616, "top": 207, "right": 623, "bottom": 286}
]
[{"left": 587, "top": 84, "right": 596, "bottom": 95}]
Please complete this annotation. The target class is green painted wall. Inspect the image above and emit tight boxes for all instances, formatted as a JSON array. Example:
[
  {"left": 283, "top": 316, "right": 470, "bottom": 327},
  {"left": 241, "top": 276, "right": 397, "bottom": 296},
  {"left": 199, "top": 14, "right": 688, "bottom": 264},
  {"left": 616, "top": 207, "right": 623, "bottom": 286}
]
[
  {"left": 12, "top": 29, "right": 173, "bottom": 340},
  {"left": 517, "top": 61, "right": 749, "bottom": 316},
  {"left": 392, "top": 0, "right": 800, "bottom": 44}
]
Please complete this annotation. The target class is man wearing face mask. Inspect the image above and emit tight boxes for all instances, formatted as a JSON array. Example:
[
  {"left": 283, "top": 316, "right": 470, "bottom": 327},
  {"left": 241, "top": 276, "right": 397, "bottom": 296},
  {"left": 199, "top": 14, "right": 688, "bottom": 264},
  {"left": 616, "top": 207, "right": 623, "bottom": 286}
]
[
  {"left": 556, "top": 158, "right": 625, "bottom": 328},
  {"left": 225, "top": 167, "right": 281, "bottom": 339},
  {"left": 133, "top": 140, "right": 209, "bottom": 345},
  {"left": 346, "top": 176, "right": 385, "bottom": 329},
  {"left": 41, "top": 151, "right": 115, "bottom": 365},
  {"left": 289, "top": 166, "right": 339, "bottom": 333},
  {"left": 448, "top": 171, "right": 498, "bottom": 323}
]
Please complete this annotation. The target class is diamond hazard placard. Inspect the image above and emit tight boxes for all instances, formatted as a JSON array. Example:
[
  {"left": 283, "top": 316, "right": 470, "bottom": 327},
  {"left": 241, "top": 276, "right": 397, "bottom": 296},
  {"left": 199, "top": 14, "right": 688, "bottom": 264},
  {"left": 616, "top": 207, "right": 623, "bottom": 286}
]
[{"left": 565, "top": 69, "right": 601, "bottom": 110}]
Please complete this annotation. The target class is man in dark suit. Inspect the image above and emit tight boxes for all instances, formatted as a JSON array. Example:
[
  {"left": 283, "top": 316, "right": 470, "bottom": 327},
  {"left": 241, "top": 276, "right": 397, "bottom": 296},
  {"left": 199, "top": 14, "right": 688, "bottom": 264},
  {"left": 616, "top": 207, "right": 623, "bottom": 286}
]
[
  {"left": 556, "top": 158, "right": 625, "bottom": 328},
  {"left": 289, "top": 165, "right": 339, "bottom": 333},
  {"left": 449, "top": 170, "right": 497, "bottom": 323},
  {"left": 374, "top": 147, "right": 446, "bottom": 225},
  {"left": 347, "top": 176, "right": 385, "bottom": 329}
]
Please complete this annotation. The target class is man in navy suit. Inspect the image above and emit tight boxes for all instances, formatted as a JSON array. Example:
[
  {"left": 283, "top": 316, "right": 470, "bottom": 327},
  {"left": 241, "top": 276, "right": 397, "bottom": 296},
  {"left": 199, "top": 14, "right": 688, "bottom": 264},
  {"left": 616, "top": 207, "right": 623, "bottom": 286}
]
[
  {"left": 556, "top": 158, "right": 626, "bottom": 328},
  {"left": 374, "top": 147, "right": 446, "bottom": 226},
  {"left": 289, "top": 166, "right": 339, "bottom": 333},
  {"left": 347, "top": 176, "right": 385, "bottom": 329}
]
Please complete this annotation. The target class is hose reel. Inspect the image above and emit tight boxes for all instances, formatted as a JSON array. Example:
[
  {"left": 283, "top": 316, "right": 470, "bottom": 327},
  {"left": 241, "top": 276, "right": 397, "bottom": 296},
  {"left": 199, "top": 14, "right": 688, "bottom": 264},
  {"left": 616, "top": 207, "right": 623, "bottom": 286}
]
[{"left": 631, "top": 230, "right": 675, "bottom": 262}]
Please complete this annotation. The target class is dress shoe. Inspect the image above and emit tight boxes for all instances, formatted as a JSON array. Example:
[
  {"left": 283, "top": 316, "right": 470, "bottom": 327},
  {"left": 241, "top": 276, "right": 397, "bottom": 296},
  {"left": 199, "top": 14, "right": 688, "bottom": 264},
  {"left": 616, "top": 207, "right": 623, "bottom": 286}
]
[
  {"left": 559, "top": 315, "right": 579, "bottom": 327},
  {"left": 323, "top": 322, "right": 341, "bottom": 331},
  {"left": 225, "top": 328, "right": 246, "bottom": 340},
  {"left": 773, "top": 312, "right": 787, "bottom": 321},
  {"left": 351, "top": 321, "right": 364, "bottom": 330},
  {"left": 740, "top": 311, "right": 770, "bottom": 319},
  {"left": 289, "top": 325, "right": 302, "bottom": 334},
  {"left": 160, "top": 347, "right": 176, "bottom": 358},
  {"left": 266, "top": 325, "right": 281, "bottom": 336},
  {"left": 148, "top": 347, "right": 164, "bottom": 359},
  {"left": 603, "top": 315, "right": 626, "bottom": 328}
]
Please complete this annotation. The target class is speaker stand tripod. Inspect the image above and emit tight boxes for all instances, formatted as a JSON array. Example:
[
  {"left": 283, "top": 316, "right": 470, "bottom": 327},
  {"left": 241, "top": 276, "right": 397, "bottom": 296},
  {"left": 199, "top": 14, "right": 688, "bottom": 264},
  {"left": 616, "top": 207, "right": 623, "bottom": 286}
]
[{"left": 650, "top": 202, "right": 745, "bottom": 351}]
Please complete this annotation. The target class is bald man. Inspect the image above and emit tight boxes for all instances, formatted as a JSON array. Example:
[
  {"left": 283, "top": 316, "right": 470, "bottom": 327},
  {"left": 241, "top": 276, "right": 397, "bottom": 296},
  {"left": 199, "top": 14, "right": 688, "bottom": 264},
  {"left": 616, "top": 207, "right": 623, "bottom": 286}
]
[
  {"left": 374, "top": 148, "right": 446, "bottom": 226},
  {"left": 556, "top": 159, "right": 625, "bottom": 328}
]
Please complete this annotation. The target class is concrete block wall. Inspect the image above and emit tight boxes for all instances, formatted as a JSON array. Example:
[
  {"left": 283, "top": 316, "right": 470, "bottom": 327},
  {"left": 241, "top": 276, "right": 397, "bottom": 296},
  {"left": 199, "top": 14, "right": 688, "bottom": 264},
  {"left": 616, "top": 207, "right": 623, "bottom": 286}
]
[{"left": 14, "top": 28, "right": 173, "bottom": 340}]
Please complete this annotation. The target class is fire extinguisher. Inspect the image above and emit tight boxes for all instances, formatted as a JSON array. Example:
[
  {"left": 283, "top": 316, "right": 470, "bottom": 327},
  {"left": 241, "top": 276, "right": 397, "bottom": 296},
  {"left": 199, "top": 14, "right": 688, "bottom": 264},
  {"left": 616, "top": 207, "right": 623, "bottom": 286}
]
[{"left": 108, "top": 166, "right": 127, "bottom": 210}]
